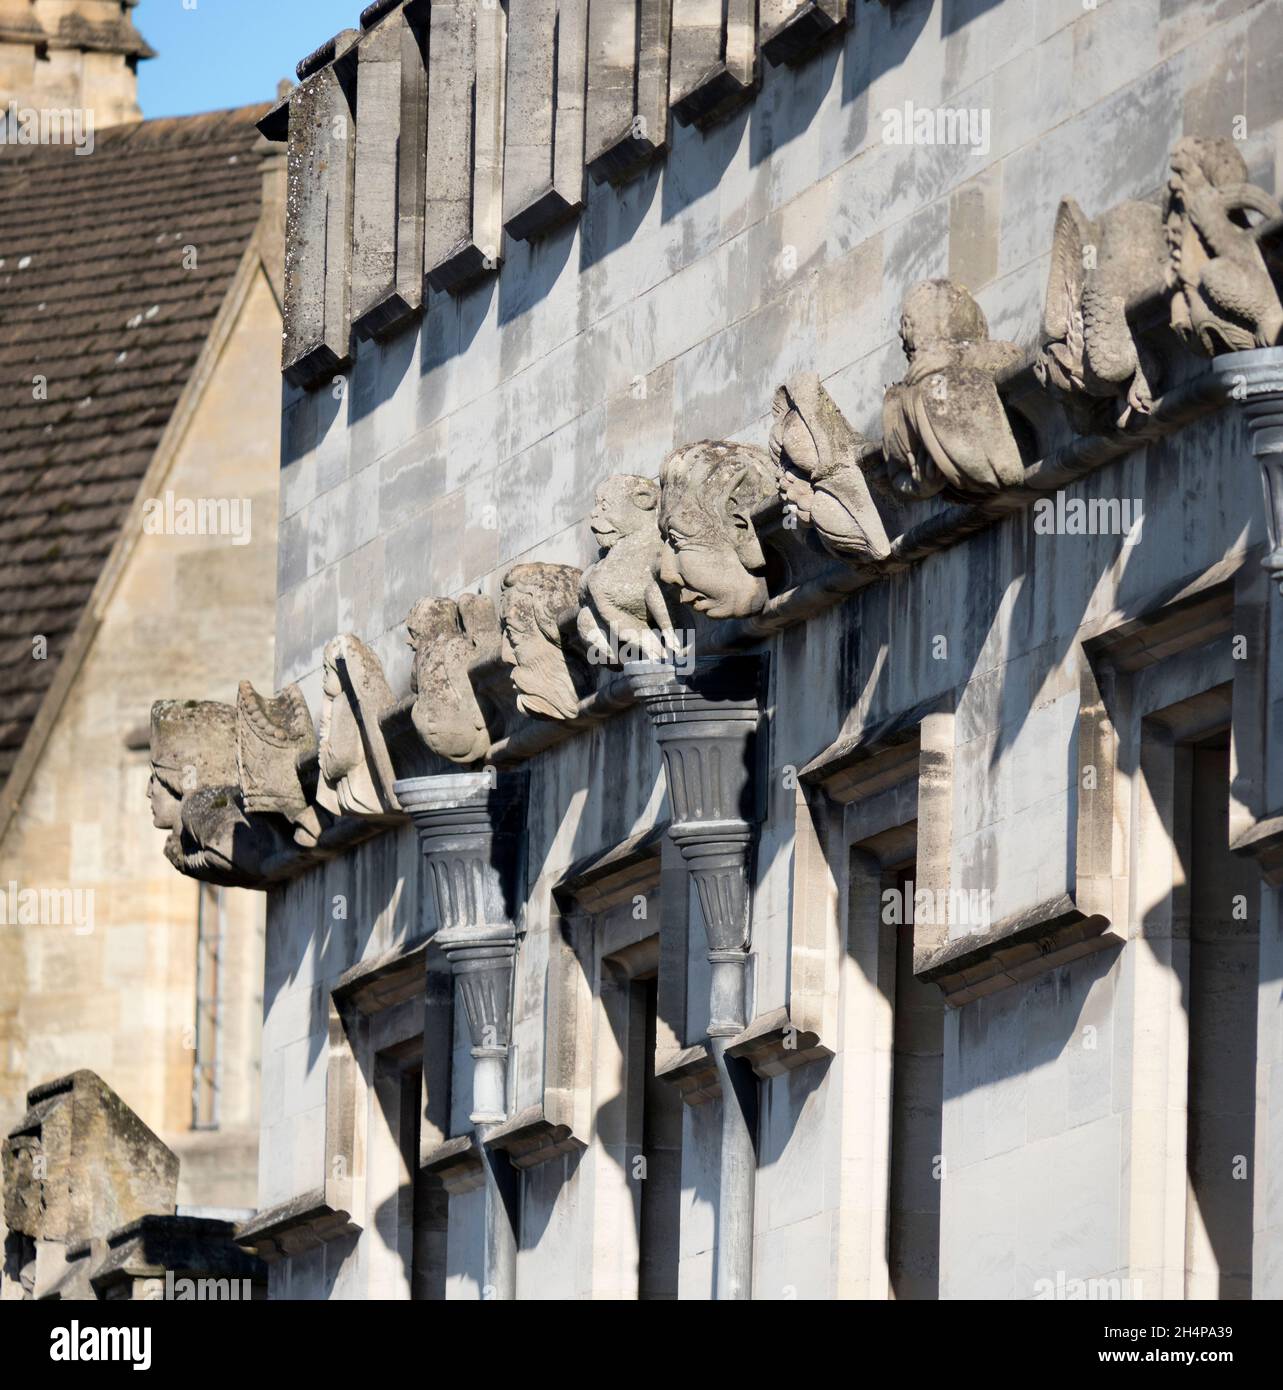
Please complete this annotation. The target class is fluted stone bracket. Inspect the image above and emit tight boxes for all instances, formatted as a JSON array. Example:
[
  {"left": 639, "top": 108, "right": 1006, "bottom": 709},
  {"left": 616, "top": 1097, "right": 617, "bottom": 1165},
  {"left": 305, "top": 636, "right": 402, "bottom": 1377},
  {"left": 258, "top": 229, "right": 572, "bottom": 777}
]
[
  {"left": 1209, "top": 347, "right": 1283, "bottom": 591},
  {"left": 397, "top": 771, "right": 528, "bottom": 1123},
  {"left": 626, "top": 654, "right": 765, "bottom": 1036}
]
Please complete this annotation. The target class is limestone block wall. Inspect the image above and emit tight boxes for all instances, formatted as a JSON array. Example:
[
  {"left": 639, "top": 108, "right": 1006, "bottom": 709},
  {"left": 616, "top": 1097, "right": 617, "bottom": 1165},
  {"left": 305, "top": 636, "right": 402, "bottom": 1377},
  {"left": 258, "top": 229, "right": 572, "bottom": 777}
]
[
  {"left": 253, "top": 0, "right": 1283, "bottom": 1300},
  {"left": 0, "top": 269, "right": 282, "bottom": 1212}
]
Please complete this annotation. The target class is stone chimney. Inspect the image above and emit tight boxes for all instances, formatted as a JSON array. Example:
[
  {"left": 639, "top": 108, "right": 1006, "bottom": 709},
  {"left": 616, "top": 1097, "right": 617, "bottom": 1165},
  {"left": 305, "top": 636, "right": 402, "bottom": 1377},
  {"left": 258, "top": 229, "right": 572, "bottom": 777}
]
[{"left": 0, "top": 0, "right": 154, "bottom": 129}]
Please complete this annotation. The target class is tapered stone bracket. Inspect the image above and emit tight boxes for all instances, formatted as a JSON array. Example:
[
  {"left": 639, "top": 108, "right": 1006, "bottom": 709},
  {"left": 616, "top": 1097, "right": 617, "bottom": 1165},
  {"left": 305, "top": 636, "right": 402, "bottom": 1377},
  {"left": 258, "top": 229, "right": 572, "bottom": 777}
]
[
  {"left": 624, "top": 656, "right": 765, "bottom": 1036},
  {"left": 760, "top": 1, "right": 848, "bottom": 67},
  {"left": 1210, "top": 348, "right": 1283, "bottom": 592},
  {"left": 395, "top": 772, "right": 527, "bottom": 1124},
  {"left": 669, "top": 0, "right": 757, "bottom": 131}
]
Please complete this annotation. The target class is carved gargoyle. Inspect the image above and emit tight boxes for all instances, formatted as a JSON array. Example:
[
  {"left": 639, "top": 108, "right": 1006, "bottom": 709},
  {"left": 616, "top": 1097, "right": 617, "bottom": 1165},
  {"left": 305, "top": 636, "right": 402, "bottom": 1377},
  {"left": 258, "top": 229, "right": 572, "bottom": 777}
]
[
  {"left": 236, "top": 681, "right": 325, "bottom": 848},
  {"left": 769, "top": 373, "right": 892, "bottom": 563},
  {"left": 657, "top": 440, "right": 778, "bottom": 618},
  {"left": 317, "top": 634, "right": 401, "bottom": 819},
  {"left": 1036, "top": 197, "right": 1168, "bottom": 433},
  {"left": 164, "top": 784, "right": 293, "bottom": 890},
  {"left": 577, "top": 475, "right": 681, "bottom": 665},
  {"left": 1164, "top": 136, "right": 1283, "bottom": 355},
  {"left": 148, "top": 699, "right": 239, "bottom": 831},
  {"left": 882, "top": 279, "right": 1025, "bottom": 498},
  {"left": 407, "top": 594, "right": 503, "bottom": 764},
  {"left": 149, "top": 699, "right": 291, "bottom": 887},
  {"left": 500, "top": 563, "right": 591, "bottom": 721}
]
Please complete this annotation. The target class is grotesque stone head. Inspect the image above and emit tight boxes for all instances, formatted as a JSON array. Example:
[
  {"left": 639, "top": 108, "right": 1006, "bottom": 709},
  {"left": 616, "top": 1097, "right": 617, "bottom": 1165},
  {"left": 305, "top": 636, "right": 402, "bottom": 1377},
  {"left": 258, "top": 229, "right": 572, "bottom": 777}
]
[
  {"left": 898, "top": 279, "right": 990, "bottom": 363},
  {"left": 657, "top": 441, "right": 777, "bottom": 619},
  {"left": 499, "top": 563, "right": 586, "bottom": 721},
  {"left": 317, "top": 634, "right": 400, "bottom": 818},
  {"left": 769, "top": 374, "right": 892, "bottom": 563},
  {"left": 588, "top": 475, "right": 661, "bottom": 551},
  {"left": 148, "top": 700, "right": 238, "bottom": 830},
  {"left": 406, "top": 594, "right": 500, "bottom": 763}
]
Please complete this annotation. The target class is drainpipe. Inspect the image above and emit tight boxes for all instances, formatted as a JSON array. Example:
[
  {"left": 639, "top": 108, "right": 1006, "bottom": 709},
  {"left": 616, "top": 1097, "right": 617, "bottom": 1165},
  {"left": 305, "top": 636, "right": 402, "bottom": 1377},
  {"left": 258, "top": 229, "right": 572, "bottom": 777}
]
[
  {"left": 1211, "top": 347, "right": 1283, "bottom": 593},
  {"left": 396, "top": 770, "right": 527, "bottom": 1301},
  {"left": 626, "top": 655, "right": 765, "bottom": 1300}
]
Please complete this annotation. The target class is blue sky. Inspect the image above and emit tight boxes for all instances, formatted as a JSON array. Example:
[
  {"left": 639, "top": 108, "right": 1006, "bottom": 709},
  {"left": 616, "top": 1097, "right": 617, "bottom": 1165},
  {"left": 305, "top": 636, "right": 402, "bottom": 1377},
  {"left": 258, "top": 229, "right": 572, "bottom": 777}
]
[{"left": 136, "top": 0, "right": 362, "bottom": 118}]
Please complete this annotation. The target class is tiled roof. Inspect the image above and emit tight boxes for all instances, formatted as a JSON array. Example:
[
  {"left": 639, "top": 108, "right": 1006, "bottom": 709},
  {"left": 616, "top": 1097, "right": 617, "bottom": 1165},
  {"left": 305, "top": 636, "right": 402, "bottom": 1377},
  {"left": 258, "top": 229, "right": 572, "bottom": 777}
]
[{"left": 0, "top": 105, "right": 271, "bottom": 786}]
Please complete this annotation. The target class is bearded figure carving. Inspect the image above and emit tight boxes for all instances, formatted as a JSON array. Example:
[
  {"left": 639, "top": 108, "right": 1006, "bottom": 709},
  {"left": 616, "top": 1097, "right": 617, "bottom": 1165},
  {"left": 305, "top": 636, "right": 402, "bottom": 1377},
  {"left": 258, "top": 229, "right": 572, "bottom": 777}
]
[
  {"left": 1036, "top": 197, "right": 1168, "bottom": 433},
  {"left": 500, "top": 563, "right": 591, "bottom": 721},
  {"left": 317, "top": 634, "right": 402, "bottom": 819},
  {"left": 407, "top": 593, "right": 503, "bottom": 764},
  {"left": 882, "top": 279, "right": 1025, "bottom": 499},
  {"left": 657, "top": 440, "right": 778, "bottom": 619},
  {"left": 236, "top": 681, "right": 324, "bottom": 848},
  {"left": 770, "top": 373, "right": 892, "bottom": 564},
  {"left": 1164, "top": 136, "right": 1283, "bottom": 355},
  {"left": 577, "top": 475, "right": 681, "bottom": 664}
]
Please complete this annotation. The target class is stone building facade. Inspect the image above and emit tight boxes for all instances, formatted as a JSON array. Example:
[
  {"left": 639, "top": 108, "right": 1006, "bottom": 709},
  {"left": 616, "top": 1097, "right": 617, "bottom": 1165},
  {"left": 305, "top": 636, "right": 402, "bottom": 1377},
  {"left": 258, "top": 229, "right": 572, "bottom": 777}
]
[
  {"left": 154, "top": 0, "right": 1283, "bottom": 1299},
  {"left": 0, "top": 7, "right": 283, "bottom": 1228}
]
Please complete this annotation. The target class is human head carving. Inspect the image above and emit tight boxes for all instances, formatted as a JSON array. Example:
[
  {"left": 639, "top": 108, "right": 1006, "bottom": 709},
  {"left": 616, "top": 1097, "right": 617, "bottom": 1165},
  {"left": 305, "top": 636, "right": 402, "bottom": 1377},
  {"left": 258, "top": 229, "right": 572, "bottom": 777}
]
[
  {"left": 500, "top": 563, "right": 588, "bottom": 721},
  {"left": 317, "top": 634, "right": 400, "bottom": 818},
  {"left": 657, "top": 441, "right": 777, "bottom": 619},
  {"left": 148, "top": 700, "right": 238, "bottom": 831},
  {"left": 407, "top": 593, "right": 501, "bottom": 764}
]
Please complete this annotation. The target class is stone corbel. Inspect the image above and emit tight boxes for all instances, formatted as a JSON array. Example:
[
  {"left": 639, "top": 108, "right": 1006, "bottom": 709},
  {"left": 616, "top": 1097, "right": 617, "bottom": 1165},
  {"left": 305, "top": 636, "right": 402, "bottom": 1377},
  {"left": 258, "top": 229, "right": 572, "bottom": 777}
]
[
  {"left": 407, "top": 593, "right": 506, "bottom": 763},
  {"left": 760, "top": 1, "right": 849, "bottom": 67},
  {"left": 499, "top": 563, "right": 594, "bottom": 721},
  {"left": 318, "top": 634, "right": 404, "bottom": 821},
  {"left": 883, "top": 279, "right": 1026, "bottom": 498}
]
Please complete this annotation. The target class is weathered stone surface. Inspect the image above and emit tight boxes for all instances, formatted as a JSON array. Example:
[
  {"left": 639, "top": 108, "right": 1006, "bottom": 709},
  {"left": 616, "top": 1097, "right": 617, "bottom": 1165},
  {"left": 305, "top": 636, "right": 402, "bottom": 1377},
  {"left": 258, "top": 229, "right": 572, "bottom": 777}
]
[
  {"left": 502, "top": 0, "right": 588, "bottom": 241},
  {"left": 281, "top": 52, "right": 357, "bottom": 387},
  {"left": 424, "top": 0, "right": 506, "bottom": 291},
  {"left": 585, "top": 0, "right": 672, "bottom": 185},
  {"left": 577, "top": 474, "right": 682, "bottom": 664},
  {"left": 769, "top": 372, "right": 892, "bottom": 563},
  {"left": 1036, "top": 197, "right": 1168, "bottom": 434},
  {"left": 657, "top": 440, "right": 777, "bottom": 618},
  {"left": 350, "top": 5, "right": 427, "bottom": 339},
  {"left": 236, "top": 680, "right": 321, "bottom": 844},
  {"left": 499, "top": 563, "right": 591, "bottom": 720},
  {"left": 882, "top": 279, "right": 1025, "bottom": 498},
  {"left": 407, "top": 593, "right": 503, "bottom": 764},
  {"left": 760, "top": 0, "right": 848, "bottom": 67},
  {"left": 318, "top": 633, "right": 402, "bottom": 818},
  {"left": 1164, "top": 135, "right": 1283, "bottom": 355},
  {"left": 669, "top": 0, "right": 757, "bottom": 129},
  {"left": 3, "top": 1071, "right": 178, "bottom": 1258},
  {"left": 148, "top": 699, "right": 239, "bottom": 832}
]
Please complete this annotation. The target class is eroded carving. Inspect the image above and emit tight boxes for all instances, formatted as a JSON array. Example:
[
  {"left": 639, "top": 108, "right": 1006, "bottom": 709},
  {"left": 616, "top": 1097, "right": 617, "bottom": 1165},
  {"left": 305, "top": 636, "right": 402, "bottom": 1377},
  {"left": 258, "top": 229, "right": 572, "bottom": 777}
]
[
  {"left": 1164, "top": 136, "right": 1283, "bottom": 355},
  {"left": 500, "top": 563, "right": 591, "bottom": 721},
  {"left": 148, "top": 700, "right": 239, "bottom": 833},
  {"left": 407, "top": 594, "right": 503, "bottom": 764},
  {"left": 770, "top": 373, "right": 892, "bottom": 563},
  {"left": 577, "top": 475, "right": 681, "bottom": 664},
  {"left": 1036, "top": 198, "right": 1168, "bottom": 433},
  {"left": 318, "top": 634, "right": 401, "bottom": 818},
  {"left": 657, "top": 440, "right": 778, "bottom": 618},
  {"left": 882, "top": 279, "right": 1025, "bottom": 498},
  {"left": 236, "top": 681, "right": 324, "bottom": 846},
  {"left": 164, "top": 784, "right": 292, "bottom": 889}
]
